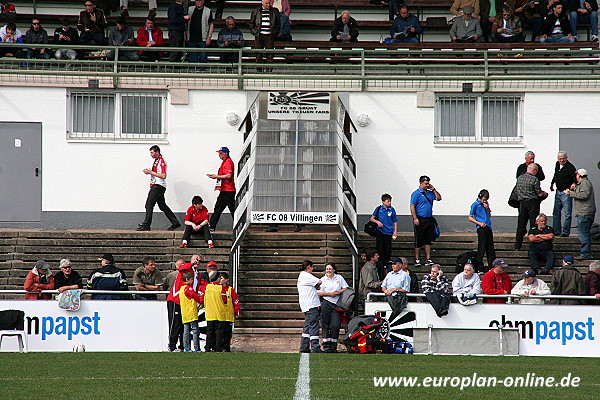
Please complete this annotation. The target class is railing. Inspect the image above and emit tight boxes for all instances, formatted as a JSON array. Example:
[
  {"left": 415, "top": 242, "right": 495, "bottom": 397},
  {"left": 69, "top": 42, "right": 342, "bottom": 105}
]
[{"left": 366, "top": 292, "right": 599, "bottom": 303}]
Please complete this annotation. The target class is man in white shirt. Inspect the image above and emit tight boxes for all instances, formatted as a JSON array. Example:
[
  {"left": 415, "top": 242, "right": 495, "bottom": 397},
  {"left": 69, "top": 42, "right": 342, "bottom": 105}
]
[
  {"left": 452, "top": 263, "right": 482, "bottom": 305},
  {"left": 381, "top": 257, "right": 411, "bottom": 322},
  {"left": 297, "top": 259, "right": 322, "bottom": 353}
]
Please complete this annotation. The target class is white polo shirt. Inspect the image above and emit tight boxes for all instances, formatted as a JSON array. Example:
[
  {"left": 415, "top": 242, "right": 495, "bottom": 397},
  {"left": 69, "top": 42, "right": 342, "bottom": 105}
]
[
  {"left": 319, "top": 273, "right": 349, "bottom": 304},
  {"left": 297, "top": 271, "right": 321, "bottom": 312}
]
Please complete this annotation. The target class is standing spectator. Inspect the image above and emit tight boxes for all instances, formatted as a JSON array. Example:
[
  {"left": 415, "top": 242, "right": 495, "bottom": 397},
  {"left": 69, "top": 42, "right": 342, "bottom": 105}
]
[
  {"left": 297, "top": 260, "right": 323, "bottom": 353},
  {"left": 78, "top": 1, "right": 108, "bottom": 45},
  {"left": 511, "top": 269, "right": 551, "bottom": 304},
  {"left": 369, "top": 193, "right": 398, "bottom": 271},
  {"left": 550, "top": 151, "right": 577, "bottom": 237},
  {"left": 567, "top": 0, "right": 598, "bottom": 41},
  {"left": 421, "top": 264, "right": 451, "bottom": 317},
  {"left": 0, "top": 1, "right": 16, "bottom": 16},
  {"left": 527, "top": 213, "right": 556, "bottom": 274},
  {"left": 468, "top": 189, "right": 496, "bottom": 271},
  {"left": 200, "top": 260, "right": 219, "bottom": 285},
  {"left": 389, "top": 0, "right": 401, "bottom": 21},
  {"left": 180, "top": 195, "right": 214, "bottom": 248},
  {"left": 24, "top": 260, "right": 54, "bottom": 300},
  {"left": 330, "top": 10, "right": 359, "bottom": 43},
  {"left": 550, "top": 255, "right": 586, "bottom": 304},
  {"left": 167, "top": 0, "right": 189, "bottom": 62},
  {"left": 249, "top": 0, "right": 280, "bottom": 64},
  {"left": 187, "top": 0, "right": 214, "bottom": 64},
  {"left": 450, "top": 0, "right": 480, "bottom": 17},
  {"left": 584, "top": 260, "right": 600, "bottom": 304},
  {"left": 481, "top": 258, "right": 512, "bottom": 303},
  {"left": 107, "top": 17, "right": 140, "bottom": 61},
  {"left": 207, "top": 146, "right": 236, "bottom": 230},
  {"left": 136, "top": 18, "right": 165, "bottom": 61},
  {"left": 566, "top": 168, "right": 596, "bottom": 260},
  {"left": 163, "top": 258, "right": 185, "bottom": 351},
  {"left": 410, "top": 175, "right": 442, "bottom": 267},
  {"left": 514, "top": 163, "right": 547, "bottom": 250},
  {"left": 540, "top": 2, "right": 575, "bottom": 43},
  {"left": 179, "top": 271, "right": 203, "bottom": 352},
  {"left": 491, "top": 6, "right": 525, "bottom": 42},
  {"left": 390, "top": 6, "right": 422, "bottom": 43},
  {"left": 25, "top": 18, "right": 50, "bottom": 60},
  {"left": 54, "top": 19, "right": 80, "bottom": 62},
  {"left": 271, "top": 0, "right": 291, "bottom": 17},
  {"left": 87, "top": 253, "right": 128, "bottom": 300},
  {"left": 54, "top": 259, "right": 83, "bottom": 293},
  {"left": 0, "top": 22, "right": 24, "bottom": 58},
  {"left": 276, "top": 11, "right": 292, "bottom": 42},
  {"left": 480, "top": 0, "right": 503, "bottom": 42},
  {"left": 217, "top": 16, "right": 244, "bottom": 63},
  {"left": 381, "top": 257, "right": 411, "bottom": 322},
  {"left": 318, "top": 262, "right": 348, "bottom": 352},
  {"left": 133, "top": 257, "right": 163, "bottom": 300},
  {"left": 358, "top": 249, "right": 381, "bottom": 305},
  {"left": 452, "top": 263, "right": 482, "bottom": 305},
  {"left": 120, "top": 0, "right": 157, "bottom": 18},
  {"left": 450, "top": 6, "right": 483, "bottom": 42},
  {"left": 137, "top": 145, "right": 181, "bottom": 231},
  {"left": 516, "top": 151, "right": 545, "bottom": 181}
]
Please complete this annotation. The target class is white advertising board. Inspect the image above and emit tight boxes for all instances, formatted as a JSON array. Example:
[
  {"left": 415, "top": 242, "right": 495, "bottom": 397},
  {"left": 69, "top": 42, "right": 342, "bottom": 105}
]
[
  {"left": 365, "top": 301, "right": 600, "bottom": 357},
  {"left": 251, "top": 211, "right": 339, "bottom": 225},
  {"left": 0, "top": 300, "right": 167, "bottom": 352}
]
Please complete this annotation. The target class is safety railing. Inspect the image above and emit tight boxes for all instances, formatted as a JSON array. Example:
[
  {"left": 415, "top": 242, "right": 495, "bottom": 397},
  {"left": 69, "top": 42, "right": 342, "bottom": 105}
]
[{"left": 366, "top": 292, "right": 600, "bottom": 304}]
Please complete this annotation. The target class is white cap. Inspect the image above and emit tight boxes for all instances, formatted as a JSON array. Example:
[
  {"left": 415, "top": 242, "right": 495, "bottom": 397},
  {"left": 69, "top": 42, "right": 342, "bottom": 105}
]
[{"left": 577, "top": 168, "right": 588, "bottom": 177}]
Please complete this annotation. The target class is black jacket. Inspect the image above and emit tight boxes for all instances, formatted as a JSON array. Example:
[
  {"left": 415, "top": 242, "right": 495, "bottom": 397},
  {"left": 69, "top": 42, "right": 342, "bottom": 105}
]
[
  {"left": 330, "top": 16, "right": 359, "bottom": 41},
  {"left": 541, "top": 12, "right": 572, "bottom": 36},
  {"left": 249, "top": 6, "right": 280, "bottom": 37}
]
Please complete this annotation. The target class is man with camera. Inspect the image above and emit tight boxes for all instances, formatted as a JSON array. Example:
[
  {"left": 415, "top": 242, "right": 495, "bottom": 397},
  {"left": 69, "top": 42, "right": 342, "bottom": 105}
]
[{"left": 410, "top": 175, "right": 442, "bottom": 267}]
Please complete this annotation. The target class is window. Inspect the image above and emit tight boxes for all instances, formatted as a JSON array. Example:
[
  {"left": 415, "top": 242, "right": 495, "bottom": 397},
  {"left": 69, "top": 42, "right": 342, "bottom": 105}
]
[
  {"left": 67, "top": 90, "right": 167, "bottom": 140},
  {"left": 435, "top": 94, "right": 522, "bottom": 144}
]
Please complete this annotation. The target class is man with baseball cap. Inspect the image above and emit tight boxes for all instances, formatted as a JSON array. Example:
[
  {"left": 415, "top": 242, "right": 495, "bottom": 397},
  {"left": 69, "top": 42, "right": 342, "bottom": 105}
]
[
  {"left": 566, "top": 168, "right": 596, "bottom": 260},
  {"left": 381, "top": 257, "right": 411, "bottom": 322},
  {"left": 87, "top": 253, "right": 128, "bottom": 300},
  {"left": 550, "top": 255, "right": 586, "bottom": 304},
  {"left": 481, "top": 258, "right": 512, "bottom": 303},
  {"left": 207, "top": 146, "right": 236, "bottom": 230},
  {"left": 511, "top": 269, "right": 550, "bottom": 304}
]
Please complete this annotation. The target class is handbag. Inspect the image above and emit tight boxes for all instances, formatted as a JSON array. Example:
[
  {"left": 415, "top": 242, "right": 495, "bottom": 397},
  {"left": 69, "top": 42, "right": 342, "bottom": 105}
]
[
  {"left": 508, "top": 184, "right": 519, "bottom": 208},
  {"left": 364, "top": 205, "right": 381, "bottom": 237}
]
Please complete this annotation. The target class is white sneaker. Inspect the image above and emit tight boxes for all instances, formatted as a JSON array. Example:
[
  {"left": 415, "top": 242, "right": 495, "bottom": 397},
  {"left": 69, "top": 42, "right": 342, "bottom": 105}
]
[{"left": 592, "top": 35, "right": 599, "bottom": 42}]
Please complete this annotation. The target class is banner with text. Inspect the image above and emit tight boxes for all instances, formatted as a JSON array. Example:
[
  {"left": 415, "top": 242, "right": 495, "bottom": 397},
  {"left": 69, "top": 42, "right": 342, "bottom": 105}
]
[
  {"left": 267, "top": 92, "right": 331, "bottom": 120},
  {"left": 251, "top": 211, "right": 338, "bottom": 225}
]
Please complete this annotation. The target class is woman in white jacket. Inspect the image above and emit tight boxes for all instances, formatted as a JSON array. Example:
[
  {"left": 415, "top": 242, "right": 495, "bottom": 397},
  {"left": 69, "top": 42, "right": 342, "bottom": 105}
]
[{"left": 511, "top": 269, "right": 551, "bottom": 304}]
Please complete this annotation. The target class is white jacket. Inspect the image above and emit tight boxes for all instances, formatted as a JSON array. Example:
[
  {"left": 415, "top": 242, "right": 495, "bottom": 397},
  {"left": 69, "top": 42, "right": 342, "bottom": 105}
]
[
  {"left": 511, "top": 278, "right": 551, "bottom": 304},
  {"left": 452, "top": 273, "right": 482, "bottom": 296}
]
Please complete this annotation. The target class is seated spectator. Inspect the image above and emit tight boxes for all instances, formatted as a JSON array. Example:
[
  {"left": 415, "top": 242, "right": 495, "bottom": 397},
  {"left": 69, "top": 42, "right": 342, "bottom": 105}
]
[
  {"left": 180, "top": 195, "right": 215, "bottom": 248},
  {"left": 567, "top": 0, "right": 598, "bottom": 41},
  {"left": 400, "top": 256, "right": 420, "bottom": 301},
  {"left": 550, "top": 255, "right": 586, "bottom": 304},
  {"left": 330, "top": 11, "right": 359, "bottom": 43},
  {"left": 24, "top": 260, "right": 55, "bottom": 300},
  {"left": 54, "top": 19, "right": 80, "bottom": 61},
  {"left": 218, "top": 16, "right": 244, "bottom": 63},
  {"left": 271, "top": 0, "right": 291, "bottom": 17},
  {"left": 0, "top": 0, "right": 16, "bottom": 16},
  {"left": 482, "top": 258, "right": 512, "bottom": 303},
  {"left": 584, "top": 260, "right": 600, "bottom": 304},
  {"left": 528, "top": 213, "right": 556, "bottom": 274},
  {"left": 107, "top": 17, "right": 140, "bottom": 61},
  {"left": 358, "top": 249, "right": 381, "bottom": 306},
  {"left": 511, "top": 269, "right": 551, "bottom": 304},
  {"left": 390, "top": 6, "right": 422, "bottom": 43},
  {"left": 78, "top": 1, "right": 108, "bottom": 45},
  {"left": 492, "top": 6, "right": 525, "bottom": 42},
  {"left": 120, "top": 0, "right": 157, "bottom": 18},
  {"left": 54, "top": 259, "right": 83, "bottom": 293},
  {"left": 451, "top": 0, "right": 480, "bottom": 17},
  {"left": 137, "top": 18, "right": 165, "bottom": 61},
  {"left": 381, "top": 257, "right": 411, "bottom": 322},
  {"left": 25, "top": 18, "right": 50, "bottom": 60},
  {"left": 540, "top": 2, "right": 575, "bottom": 43},
  {"left": 0, "top": 22, "right": 23, "bottom": 58},
  {"left": 87, "top": 253, "right": 128, "bottom": 300},
  {"left": 514, "top": 0, "right": 546, "bottom": 42},
  {"left": 276, "top": 11, "right": 292, "bottom": 42},
  {"left": 450, "top": 6, "right": 483, "bottom": 42},
  {"left": 133, "top": 257, "right": 163, "bottom": 300},
  {"left": 452, "top": 263, "right": 482, "bottom": 305},
  {"left": 421, "top": 264, "right": 451, "bottom": 317}
]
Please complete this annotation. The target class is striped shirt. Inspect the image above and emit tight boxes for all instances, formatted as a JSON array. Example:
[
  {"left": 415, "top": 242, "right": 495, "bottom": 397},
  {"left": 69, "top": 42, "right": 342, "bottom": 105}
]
[{"left": 260, "top": 9, "right": 271, "bottom": 35}]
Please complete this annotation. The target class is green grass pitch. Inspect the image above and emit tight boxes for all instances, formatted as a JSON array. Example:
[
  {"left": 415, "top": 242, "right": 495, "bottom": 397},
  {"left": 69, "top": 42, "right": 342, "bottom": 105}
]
[{"left": 0, "top": 353, "right": 595, "bottom": 400}]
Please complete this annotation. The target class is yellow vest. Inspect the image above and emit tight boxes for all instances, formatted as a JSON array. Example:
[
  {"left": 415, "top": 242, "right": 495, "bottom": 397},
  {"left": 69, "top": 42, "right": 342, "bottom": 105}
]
[
  {"left": 179, "top": 284, "right": 199, "bottom": 324},
  {"left": 222, "top": 286, "right": 235, "bottom": 322},
  {"left": 204, "top": 283, "right": 226, "bottom": 321}
]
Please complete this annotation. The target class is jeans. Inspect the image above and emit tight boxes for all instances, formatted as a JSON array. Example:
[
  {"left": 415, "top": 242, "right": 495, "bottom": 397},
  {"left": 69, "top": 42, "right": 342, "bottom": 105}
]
[
  {"left": 26, "top": 49, "right": 51, "bottom": 59},
  {"left": 570, "top": 11, "right": 598, "bottom": 36},
  {"left": 520, "top": 16, "right": 542, "bottom": 40},
  {"left": 80, "top": 31, "right": 105, "bottom": 45},
  {"left": 183, "top": 320, "right": 200, "bottom": 351},
  {"left": 55, "top": 48, "right": 77, "bottom": 60},
  {"left": 528, "top": 248, "right": 555, "bottom": 271},
  {"left": 540, "top": 34, "right": 575, "bottom": 43},
  {"left": 553, "top": 190, "right": 573, "bottom": 235},
  {"left": 107, "top": 49, "right": 140, "bottom": 61},
  {"left": 577, "top": 214, "right": 595, "bottom": 257},
  {"left": 187, "top": 41, "right": 207, "bottom": 63}
]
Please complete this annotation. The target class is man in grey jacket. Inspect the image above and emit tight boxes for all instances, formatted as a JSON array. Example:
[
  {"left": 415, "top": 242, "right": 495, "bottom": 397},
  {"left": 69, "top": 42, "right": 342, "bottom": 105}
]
[
  {"left": 358, "top": 249, "right": 381, "bottom": 307},
  {"left": 107, "top": 17, "right": 139, "bottom": 61},
  {"left": 567, "top": 168, "right": 596, "bottom": 260},
  {"left": 450, "top": 6, "right": 482, "bottom": 42}
]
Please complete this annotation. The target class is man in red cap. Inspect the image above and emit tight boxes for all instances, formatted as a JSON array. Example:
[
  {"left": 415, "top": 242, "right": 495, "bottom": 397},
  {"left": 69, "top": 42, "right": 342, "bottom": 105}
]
[{"left": 207, "top": 147, "right": 236, "bottom": 230}]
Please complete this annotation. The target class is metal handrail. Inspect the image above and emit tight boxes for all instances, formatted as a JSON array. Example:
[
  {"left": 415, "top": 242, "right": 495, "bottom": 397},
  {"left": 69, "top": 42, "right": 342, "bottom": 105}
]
[{"left": 366, "top": 292, "right": 599, "bottom": 303}]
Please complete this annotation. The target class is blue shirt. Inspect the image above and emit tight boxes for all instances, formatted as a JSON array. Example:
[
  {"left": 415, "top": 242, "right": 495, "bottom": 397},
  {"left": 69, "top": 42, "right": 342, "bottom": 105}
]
[
  {"left": 410, "top": 189, "right": 435, "bottom": 218},
  {"left": 381, "top": 270, "right": 411, "bottom": 293},
  {"left": 372, "top": 205, "right": 398, "bottom": 235},
  {"left": 469, "top": 199, "right": 492, "bottom": 231}
]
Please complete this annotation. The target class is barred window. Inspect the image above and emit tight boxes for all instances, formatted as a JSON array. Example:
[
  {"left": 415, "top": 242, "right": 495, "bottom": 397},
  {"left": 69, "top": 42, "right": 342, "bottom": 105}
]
[
  {"left": 67, "top": 91, "right": 167, "bottom": 140},
  {"left": 435, "top": 94, "right": 522, "bottom": 144}
]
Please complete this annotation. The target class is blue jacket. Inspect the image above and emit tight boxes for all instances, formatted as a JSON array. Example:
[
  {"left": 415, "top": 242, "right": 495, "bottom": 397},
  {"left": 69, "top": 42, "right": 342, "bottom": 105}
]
[
  {"left": 87, "top": 264, "right": 128, "bottom": 300},
  {"left": 390, "top": 13, "right": 422, "bottom": 39}
]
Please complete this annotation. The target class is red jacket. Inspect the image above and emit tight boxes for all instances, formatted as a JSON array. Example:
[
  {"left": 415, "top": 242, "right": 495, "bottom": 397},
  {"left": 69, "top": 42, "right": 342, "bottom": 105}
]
[
  {"left": 166, "top": 262, "right": 200, "bottom": 304},
  {"left": 184, "top": 205, "right": 209, "bottom": 225},
  {"left": 136, "top": 26, "right": 165, "bottom": 56},
  {"left": 482, "top": 269, "right": 512, "bottom": 303},
  {"left": 24, "top": 270, "right": 55, "bottom": 300}
]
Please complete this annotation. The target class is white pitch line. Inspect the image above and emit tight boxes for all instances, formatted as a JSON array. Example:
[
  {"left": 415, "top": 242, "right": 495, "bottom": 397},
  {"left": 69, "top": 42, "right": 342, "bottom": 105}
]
[{"left": 293, "top": 353, "right": 311, "bottom": 400}]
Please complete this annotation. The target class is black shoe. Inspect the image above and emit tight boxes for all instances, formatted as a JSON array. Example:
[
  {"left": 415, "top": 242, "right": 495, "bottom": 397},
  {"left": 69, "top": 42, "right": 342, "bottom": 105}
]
[
  {"left": 513, "top": 245, "right": 521, "bottom": 251},
  {"left": 311, "top": 348, "right": 324, "bottom": 353},
  {"left": 136, "top": 225, "right": 150, "bottom": 231},
  {"left": 265, "top": 228, "right": 278, "bottom": 232},
  {"left": 560, "top": 234, "right": 570, "bottom": 237},
  {"left": 167, "top": 222, "right": 182, "bottom": 231},
  {"left": 575, "top": 255, "right": 592, "bottom": 260}
]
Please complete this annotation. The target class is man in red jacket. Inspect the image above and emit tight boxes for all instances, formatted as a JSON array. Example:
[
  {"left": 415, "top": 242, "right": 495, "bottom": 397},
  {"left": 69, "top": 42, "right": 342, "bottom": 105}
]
[
  {"left": 482, "top": 258, "right": 512, "bottom": 303},
  {"left": 137, "top": 18, "right": 164, "bottom": 61}
]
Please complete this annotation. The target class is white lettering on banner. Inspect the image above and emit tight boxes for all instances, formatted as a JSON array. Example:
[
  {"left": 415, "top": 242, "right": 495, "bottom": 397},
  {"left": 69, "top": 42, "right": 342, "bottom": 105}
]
[
  {"left": 267, "top": 92, "right": 331, "bottom": 120},
  {"left": 0, "top": 300, "right": 167, "bottom": 352},
  {"left": 251, "top": 212, "right": 338, "bottom": 225},
  {"left": 364, "top": 302, "right": 600, "bottom": 357}
]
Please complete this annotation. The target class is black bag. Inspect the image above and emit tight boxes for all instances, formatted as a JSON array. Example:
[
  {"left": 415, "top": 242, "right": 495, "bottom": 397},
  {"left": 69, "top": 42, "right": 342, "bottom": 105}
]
[
  {"left": 455, "top": 251, "right": 481, "bottom": 273},
  {"left": 508, "top": 184, "right": 519, "bottom": 208},
  {"left": 364, "top": 205, "right": 381, "bottom": 237}
]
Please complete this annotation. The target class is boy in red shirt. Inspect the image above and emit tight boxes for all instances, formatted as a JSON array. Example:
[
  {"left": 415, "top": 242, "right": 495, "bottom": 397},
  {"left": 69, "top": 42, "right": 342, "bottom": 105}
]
[
  {"left": 179, "top": 271, "right": 203, "bottom": 352},
  {"left": 180, "top": 195, "right": 214, "bottom": 248}
]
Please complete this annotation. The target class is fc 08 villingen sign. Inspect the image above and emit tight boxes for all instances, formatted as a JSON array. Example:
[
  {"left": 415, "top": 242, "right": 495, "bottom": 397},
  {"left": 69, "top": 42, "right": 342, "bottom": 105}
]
[
  {"left": 251, "top": 212, "right": 338, "bottom": 225},
  {"left": 267, "top": 92, "right": 331, "bottom": 120}
]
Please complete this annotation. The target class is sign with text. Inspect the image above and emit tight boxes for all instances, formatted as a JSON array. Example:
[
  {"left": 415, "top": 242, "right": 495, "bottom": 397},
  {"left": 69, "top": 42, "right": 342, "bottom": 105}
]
[
  {"left": 267, "top": 92, "right": 331, "bottom": 120},
  {"left": 251, "top": 211, "right": 338, "bottom": 225}
]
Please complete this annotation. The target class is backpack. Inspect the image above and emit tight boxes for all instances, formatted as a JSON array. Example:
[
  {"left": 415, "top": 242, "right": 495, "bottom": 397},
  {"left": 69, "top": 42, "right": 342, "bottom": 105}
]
[{"left": 455, "top": 251, "right": 481, "bottom": 273}]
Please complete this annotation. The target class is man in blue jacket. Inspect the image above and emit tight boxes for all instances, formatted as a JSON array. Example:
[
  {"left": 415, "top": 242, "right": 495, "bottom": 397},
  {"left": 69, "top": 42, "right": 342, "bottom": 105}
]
[{"left": 390, "top": 6, "right": 423, "bottom": 43}]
